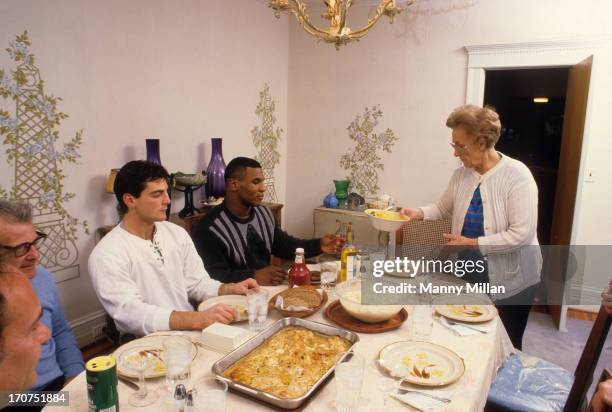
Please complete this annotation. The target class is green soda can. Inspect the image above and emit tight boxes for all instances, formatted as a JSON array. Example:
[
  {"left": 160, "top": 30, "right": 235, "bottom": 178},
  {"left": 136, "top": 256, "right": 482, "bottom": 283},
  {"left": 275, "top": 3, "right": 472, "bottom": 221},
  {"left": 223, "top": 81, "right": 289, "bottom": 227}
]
[{"left": 86, "top": 355, "right": 120, "bottom": 412}]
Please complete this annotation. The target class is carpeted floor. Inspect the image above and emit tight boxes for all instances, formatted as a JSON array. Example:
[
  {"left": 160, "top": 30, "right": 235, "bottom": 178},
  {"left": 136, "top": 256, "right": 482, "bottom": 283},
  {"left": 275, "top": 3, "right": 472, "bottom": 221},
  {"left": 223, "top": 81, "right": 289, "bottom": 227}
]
[{"left": 523, "top": 311, "right": 612, "bottom": 399}]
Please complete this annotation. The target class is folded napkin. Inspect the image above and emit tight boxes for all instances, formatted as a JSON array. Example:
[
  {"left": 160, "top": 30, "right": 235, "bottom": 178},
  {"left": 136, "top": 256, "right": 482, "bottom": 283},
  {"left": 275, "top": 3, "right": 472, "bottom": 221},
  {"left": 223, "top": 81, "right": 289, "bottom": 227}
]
[
  {"left": 275, "top": 295, "right": 311, "bottom": 312},
  {"left": 390, "top": 387, "right": 453, "bottom": 411},
  {"left": 436, "top": 316, "right": 484, "bottom": 336}
]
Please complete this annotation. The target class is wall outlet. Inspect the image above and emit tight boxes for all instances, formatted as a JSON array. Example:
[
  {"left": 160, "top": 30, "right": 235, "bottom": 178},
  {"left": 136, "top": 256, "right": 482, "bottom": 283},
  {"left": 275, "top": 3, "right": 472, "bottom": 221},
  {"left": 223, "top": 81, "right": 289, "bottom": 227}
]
[{"left": 92, "top": 324, "right": 105, "bottom": 339}]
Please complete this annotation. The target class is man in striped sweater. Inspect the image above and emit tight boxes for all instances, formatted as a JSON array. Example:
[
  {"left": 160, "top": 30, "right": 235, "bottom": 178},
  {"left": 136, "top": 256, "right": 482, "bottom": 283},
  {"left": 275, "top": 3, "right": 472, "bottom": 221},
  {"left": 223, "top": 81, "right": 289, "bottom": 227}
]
[{"left": 193, "top": 157, "right": 341, "bottom": 285}]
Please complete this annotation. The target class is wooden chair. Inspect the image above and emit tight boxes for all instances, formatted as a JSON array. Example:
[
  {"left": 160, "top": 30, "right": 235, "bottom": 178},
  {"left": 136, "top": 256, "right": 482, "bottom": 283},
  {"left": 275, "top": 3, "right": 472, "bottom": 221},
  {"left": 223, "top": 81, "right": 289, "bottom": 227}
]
[
  {"left": 486, "top": 305, "right": 612, "bottom": 412},
  {"left": 396, "top": 218, "right": 451, "bottom": 260}
]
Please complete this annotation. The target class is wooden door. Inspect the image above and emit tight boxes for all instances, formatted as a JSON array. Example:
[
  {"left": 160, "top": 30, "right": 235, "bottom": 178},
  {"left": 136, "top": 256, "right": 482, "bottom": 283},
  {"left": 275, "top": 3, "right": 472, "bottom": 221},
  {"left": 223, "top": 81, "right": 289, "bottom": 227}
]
[{"left": 546, "top": 56, "right": 593, "bottom": 329}]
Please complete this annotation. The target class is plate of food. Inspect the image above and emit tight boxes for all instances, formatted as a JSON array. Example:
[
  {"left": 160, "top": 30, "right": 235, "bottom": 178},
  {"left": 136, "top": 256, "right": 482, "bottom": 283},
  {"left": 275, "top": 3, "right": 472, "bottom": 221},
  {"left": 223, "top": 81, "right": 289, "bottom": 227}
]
[
  {"left": 113, "top": 335, "right": 197, "bottom": 379},
  {"left": 198, "top": 295, "right": 249, "bottom": 322},
  {"left": 436, "top": 304, "right": 497, "bottom": 323},
  {"left": 364, "top": 209, "right": 409, "bottom": 232},
  {"left": 377, "top": 341, "right": 465, "bottom": 387}
]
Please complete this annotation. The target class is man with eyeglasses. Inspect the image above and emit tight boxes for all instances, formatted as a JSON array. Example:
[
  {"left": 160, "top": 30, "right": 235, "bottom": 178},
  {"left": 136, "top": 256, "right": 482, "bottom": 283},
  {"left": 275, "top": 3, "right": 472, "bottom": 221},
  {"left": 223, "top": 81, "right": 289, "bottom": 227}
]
[{"left": 0, "top": 200, "right": 84, "bottom": 394}]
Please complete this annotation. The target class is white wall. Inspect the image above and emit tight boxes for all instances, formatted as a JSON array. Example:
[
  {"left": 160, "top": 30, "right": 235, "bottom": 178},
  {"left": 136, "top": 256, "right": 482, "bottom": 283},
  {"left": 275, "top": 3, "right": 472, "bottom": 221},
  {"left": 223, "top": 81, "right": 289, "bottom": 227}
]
[
  {"left": 0, "top": 0, "right": 288, "bottom": 344},
  {"left": 285, "top": 0, "right": 612, "bottom": 299}
]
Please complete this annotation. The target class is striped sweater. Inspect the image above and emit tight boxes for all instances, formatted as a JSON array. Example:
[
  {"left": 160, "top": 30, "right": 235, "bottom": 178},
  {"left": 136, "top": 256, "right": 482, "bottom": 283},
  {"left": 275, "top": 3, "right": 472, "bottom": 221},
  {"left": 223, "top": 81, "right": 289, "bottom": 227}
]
[{"left": 192, "top": 203, "right": 321, "bottom": 282}]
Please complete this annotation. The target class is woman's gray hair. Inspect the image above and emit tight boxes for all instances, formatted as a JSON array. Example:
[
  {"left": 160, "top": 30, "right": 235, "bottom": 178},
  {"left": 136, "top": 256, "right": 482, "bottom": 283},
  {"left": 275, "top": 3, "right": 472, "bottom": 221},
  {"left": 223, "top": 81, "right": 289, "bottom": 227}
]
[
  {"left": 0, "top": 200, "right": 32, "bottom": 223},
  {"left": 446, "top": 105, "right": 502, "bottom": 149}
]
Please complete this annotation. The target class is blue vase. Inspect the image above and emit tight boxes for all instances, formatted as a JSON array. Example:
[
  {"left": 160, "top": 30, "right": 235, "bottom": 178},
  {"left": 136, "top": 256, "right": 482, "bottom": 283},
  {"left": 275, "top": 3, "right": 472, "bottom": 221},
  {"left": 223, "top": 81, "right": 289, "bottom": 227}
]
[
  {"left": 146, "top": 138, "right": 161, "bottom": 165},
  {"left": 205, "top": 137, "right": 226, "bottom": 198},
  {"left": 323, "top": 192, "right": 339, "bottom": 208}
]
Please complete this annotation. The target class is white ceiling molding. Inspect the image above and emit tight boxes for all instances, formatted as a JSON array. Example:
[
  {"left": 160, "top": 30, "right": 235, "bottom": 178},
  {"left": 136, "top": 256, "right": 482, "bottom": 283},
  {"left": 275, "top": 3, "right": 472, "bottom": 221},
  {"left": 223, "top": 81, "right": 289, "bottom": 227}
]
[{"left": 464, "top": 38, "right": 607, "bottom": 69}]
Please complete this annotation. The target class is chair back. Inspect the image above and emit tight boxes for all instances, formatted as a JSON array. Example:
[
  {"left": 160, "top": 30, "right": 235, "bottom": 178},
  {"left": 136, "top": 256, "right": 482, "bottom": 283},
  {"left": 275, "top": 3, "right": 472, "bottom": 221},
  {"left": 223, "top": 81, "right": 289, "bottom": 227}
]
[
  {"left": 396, "top": 218, "right": 451, "bottom": 260},
  {"left": 564, "top": 305, "right": 612, "bottom": 411}
]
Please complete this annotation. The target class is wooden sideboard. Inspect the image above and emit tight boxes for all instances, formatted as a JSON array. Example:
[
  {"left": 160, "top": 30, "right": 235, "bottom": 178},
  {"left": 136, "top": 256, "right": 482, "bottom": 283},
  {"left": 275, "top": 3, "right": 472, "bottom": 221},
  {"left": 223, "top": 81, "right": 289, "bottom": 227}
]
[
  {"left": 313, "top": 206, "right": 395, "bottom": 247},
  {"left": 169, "top": 202, "right": 283, "bottom": 235}
]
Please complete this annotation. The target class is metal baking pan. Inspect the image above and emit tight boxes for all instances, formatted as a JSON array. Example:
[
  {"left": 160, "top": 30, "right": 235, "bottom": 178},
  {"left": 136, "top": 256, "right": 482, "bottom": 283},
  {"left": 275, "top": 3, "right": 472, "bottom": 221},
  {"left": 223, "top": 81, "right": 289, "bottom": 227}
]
[{"left": 211, "top": 317, "right": 359, "bottom": 409}]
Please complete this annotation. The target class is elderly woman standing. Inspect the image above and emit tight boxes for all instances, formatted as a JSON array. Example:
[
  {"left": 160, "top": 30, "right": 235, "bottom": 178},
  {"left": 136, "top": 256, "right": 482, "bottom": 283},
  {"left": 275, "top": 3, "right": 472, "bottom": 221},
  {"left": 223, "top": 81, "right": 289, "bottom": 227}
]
[{"left": 401, "top": 104, "right": 542, "bottom": 350}]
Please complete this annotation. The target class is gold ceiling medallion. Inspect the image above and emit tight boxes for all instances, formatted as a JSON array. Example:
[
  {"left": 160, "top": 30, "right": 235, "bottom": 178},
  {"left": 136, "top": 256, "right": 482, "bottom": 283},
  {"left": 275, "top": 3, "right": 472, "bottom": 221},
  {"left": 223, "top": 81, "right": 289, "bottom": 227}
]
[{"left": 269, "top": 0, "right": 412, "bottom": 49}]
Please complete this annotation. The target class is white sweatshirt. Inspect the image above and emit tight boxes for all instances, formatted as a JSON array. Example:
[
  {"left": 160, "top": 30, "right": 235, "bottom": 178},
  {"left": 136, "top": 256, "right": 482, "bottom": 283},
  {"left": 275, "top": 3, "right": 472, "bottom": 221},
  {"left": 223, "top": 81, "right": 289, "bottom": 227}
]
[
  {"left": 420, "top": 153, "right": 542, "bottom": 298},
  {"left": 88, "top": 221, "right": 221, "bottom": 336}
]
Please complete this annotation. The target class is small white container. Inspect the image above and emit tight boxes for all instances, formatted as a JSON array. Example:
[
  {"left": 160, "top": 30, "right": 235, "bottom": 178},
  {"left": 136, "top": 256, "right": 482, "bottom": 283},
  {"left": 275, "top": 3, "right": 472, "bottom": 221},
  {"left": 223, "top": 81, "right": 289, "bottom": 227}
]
[{"left": 201, "top": 323, "right": 253, "bottom": 353}]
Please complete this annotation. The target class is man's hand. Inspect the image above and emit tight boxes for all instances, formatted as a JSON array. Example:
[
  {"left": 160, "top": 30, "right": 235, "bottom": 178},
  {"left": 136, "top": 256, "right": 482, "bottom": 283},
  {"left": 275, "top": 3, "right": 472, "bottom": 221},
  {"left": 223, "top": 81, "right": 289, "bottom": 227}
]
[
  {"left": 254, "top": 266, "right": 286, "bottom": 286},
  {"left": 198, "top": 303, "right": 236, "bottom": 327},
  {"left": 225, "top": 278, "right": 260, "bottom": 294},
  {"left": 320, "top": 234, "right": 343, "bottom": 254},
  {"left": 589, "top": 379, "right": 612, "bottom": 411},
  {"left": 399, "top": 208, "right": 424, "bottom": 220}
]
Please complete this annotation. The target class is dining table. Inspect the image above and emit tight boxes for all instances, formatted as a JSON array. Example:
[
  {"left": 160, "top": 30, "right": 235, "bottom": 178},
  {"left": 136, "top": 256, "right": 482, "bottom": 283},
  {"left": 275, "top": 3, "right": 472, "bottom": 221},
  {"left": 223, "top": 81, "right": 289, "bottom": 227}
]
[{"left": 44, "top": 284, "right": 514, "bottom": 412}]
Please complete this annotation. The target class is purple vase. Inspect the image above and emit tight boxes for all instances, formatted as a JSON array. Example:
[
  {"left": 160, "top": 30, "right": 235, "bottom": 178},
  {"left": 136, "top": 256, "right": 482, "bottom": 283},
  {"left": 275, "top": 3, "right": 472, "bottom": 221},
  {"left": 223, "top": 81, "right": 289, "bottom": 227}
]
[
  {"left": 205, "top": 137, "right": 226, "bottom": 198},
  {"left": 146, "top": 138, "right": 161, "bottom": 165}
]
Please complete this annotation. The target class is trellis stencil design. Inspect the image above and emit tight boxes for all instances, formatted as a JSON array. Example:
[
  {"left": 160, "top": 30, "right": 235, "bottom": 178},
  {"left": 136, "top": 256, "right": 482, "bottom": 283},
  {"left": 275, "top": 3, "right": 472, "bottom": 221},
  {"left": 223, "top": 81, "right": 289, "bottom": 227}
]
[
  {"left": 251, "top": 84, "right": 283, "bottom": 203},
  {"left": 0, "top": 31, "right": 88, "bottom": 282},
  {"left": 339, "top": 105, "right": 398, "bottom": 197}
]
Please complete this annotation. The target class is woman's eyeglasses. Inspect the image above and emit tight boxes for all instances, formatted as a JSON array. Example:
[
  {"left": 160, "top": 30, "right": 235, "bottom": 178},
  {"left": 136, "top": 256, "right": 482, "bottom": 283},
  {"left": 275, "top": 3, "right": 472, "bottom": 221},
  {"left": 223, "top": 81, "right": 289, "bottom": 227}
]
[
  {"left": 450, "top": 141, "right": 470, "bottom": 152},
  {"left": 0, "top": 231, "right": 47, "bottom": 257}
]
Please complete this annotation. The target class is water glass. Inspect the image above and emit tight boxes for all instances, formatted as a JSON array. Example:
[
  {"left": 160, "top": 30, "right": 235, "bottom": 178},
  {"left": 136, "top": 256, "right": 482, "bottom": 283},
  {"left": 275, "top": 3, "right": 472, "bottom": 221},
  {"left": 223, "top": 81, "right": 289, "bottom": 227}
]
[
  {"left": 410, "top": 303, "right": 433, "bottom": 341},
  {"left": 246, "top": 288, "right": 269, "bottom": 331},
  {"left": 335, "top": 353, "right": 365, "bottom": 412},
  {"left": 321, "top": 261, "right": 338, "bottom": 292},
  {"left": 163, "top": 336, "right": 193, "bottom": 391},
  {"left": 191, "top": 377, "right": 228, "bottom": 412}
]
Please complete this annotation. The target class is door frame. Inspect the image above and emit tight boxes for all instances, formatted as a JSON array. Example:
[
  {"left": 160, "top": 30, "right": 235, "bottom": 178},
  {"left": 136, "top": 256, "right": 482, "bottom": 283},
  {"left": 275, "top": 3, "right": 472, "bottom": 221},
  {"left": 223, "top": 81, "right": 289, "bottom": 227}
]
[{"left": 463, "top": 39, "right": 602, "bottom": 331}]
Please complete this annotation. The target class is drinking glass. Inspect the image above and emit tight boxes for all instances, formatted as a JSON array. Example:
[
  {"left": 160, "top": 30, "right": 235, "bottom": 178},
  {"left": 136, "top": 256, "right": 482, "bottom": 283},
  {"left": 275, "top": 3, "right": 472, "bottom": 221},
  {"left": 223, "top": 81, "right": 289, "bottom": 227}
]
[
  {"left": 321, "top": 261, "right": 338, "bottom": 293},
  {"left": 246, "top": 288, "right": 269, "bottom": 331},
  {"left": 410, "top": 299, "right": 433, "bottom": 341},
  {"left": 163, "top": 336, "right": 193, "bottom": 392},
  {"left": 356, "top": 251, "right": 370, "bottom": 278},
  {"left": 191, "top": 377, "right": 228, "bottom": 412},
  {"left": 119, "top": 346, "right": 160, "bottom": 407},
  {"left": 335, "top": 353, "right": 365, "bottom": 412}
]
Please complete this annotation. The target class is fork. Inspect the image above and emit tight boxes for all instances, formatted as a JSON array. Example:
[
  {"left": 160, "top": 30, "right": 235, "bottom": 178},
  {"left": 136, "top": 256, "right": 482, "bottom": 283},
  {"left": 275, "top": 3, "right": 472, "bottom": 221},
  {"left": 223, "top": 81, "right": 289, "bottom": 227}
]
[
  {"left": 440, "top": 317, "right": 487, "bottom": 334},
  {"left": 395, "top": 387, "right": 452, "bottom": 403}
]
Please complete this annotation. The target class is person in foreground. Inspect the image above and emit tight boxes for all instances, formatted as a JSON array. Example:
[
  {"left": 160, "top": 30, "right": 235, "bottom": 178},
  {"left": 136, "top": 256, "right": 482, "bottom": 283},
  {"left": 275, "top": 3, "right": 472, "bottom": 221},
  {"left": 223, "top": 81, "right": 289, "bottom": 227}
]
[
  {"left": 88, "top": 160, "right": 258, "bottom": 338},
  {"left": 193, "top": 157, "right": 342, "bottom": 285},
  {"left": 0, "top": 261, "right": 51, "bottom": 398},
  {"left": 0, "top": 200, "right": 84, "bottom": 392},
  {"left": 587, "top": 282, "right": 612, "bottom": 412},
  {"left": 400, "top": 104, "right": 542, "bottom": 350}
]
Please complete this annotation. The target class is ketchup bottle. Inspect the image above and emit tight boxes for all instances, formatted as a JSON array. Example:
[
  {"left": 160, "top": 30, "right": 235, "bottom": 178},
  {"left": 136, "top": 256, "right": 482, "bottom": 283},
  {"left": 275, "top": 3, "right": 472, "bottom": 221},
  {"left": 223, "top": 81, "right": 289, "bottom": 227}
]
[{"left": 288, "top": 247, "right": 311, "bottom": 287}]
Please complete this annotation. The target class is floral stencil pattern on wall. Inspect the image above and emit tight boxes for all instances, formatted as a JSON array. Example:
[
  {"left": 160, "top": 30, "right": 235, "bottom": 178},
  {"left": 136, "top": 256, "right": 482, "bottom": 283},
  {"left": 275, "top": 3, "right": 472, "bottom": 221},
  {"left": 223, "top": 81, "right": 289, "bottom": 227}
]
[
  {"left": 339, "top": 105, "right": 398, "bottom": 197},
  {"left": 251, "top": 84, "right": 283, "bottom": 203},
  {"left": 0, "top": 31, "right": 88, "bottom": 281}
]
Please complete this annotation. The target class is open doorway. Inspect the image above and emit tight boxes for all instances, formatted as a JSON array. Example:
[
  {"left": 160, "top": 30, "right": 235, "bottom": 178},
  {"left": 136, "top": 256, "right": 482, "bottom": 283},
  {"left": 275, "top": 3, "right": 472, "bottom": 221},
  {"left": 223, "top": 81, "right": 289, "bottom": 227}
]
[
  {"left": 480, "top": 58, "right": 593, "bottom": 329},
  {"left": 483, "top": 68, "right": 570, "bottom": 245}
]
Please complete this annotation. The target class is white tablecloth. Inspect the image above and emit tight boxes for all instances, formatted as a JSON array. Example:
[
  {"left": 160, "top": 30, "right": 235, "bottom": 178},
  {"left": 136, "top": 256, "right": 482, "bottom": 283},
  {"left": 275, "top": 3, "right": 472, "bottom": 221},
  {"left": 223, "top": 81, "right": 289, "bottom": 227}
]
[{"left": 45, "top": 286, "right": 513, "bottom": 411}]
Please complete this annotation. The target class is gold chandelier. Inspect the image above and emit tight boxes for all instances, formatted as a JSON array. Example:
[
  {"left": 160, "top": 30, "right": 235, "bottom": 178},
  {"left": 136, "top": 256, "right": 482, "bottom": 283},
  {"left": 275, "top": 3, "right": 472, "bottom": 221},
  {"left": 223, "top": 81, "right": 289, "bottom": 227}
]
[{"left": 268, "top": 0, "right": 413, "bottom": 49}]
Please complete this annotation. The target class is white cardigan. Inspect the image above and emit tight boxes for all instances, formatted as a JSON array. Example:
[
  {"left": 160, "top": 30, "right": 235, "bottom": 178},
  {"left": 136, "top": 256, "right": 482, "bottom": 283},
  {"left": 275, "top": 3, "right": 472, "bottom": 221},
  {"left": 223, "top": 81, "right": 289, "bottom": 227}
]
[{"left": 420, "top": 153, "right": 542, "bottom": 299}]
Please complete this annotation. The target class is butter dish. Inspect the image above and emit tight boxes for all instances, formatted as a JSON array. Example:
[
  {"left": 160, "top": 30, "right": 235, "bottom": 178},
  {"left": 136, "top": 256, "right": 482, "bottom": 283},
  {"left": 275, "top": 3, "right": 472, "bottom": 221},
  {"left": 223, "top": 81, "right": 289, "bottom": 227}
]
[{"left": 201, "top": 323, "right": 254, "bottom": 353}]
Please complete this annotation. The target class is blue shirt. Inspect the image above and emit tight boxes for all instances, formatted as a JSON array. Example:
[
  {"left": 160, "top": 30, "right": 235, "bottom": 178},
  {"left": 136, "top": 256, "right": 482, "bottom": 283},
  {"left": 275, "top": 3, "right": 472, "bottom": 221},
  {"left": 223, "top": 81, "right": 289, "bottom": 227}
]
[
  {"left": 30, "top": 266, "right": 85, "bottom": 390},
  {"left": 461, "top": 185, "right": 485, "bottom": 238},
  {"left": 460, "top": 185, "right": 489, "bottom": 283}
]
